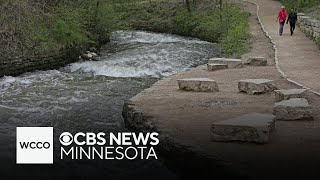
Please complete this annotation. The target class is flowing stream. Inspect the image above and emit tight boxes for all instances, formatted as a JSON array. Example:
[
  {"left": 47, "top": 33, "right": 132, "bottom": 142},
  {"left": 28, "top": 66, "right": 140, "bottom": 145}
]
[{"left": 0, "top": 31, "right": 219, "bottom": 179}]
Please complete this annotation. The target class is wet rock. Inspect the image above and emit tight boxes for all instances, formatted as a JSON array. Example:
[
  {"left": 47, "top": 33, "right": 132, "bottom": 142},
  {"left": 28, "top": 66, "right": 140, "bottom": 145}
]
[
  {"left": 177, "top": 78, "right": 219, "bottom": 92},
  {"left": 211, "top": 113, "right": 275, "bottom": 143},
  {"left": 81, "top": 51, "right": 98, "bottom": 61},
  {"left": 274, "top": 89, "right": 307, "bottom": 102},
  {"left": 246, "top": 57, "right": 267, "bottom": 66},
  {"left": 274, "top": 98, "right": 313, "bottom": 120},
  {"left": 207, "top": 63, "right": 228, "bottom": 71},
  {"left": 238, "top": 79, "right": 277, "bottom": 95},
  {"left": 122, "top": 101, "right": 156, "bottom": 132},
  {"left": 208, "top": 58, "right": 243, "bottom": 68}
]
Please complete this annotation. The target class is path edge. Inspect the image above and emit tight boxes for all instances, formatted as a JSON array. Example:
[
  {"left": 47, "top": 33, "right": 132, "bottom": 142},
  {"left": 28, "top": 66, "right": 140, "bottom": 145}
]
[{"left": 242, "top": 0, "right": 320, "bottom": 96}]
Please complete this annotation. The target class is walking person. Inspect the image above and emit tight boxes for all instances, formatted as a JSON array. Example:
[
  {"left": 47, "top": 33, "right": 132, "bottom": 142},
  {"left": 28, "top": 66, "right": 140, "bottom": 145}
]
[
  {"left": 276, "top": 6, "right": 287, "bottom": 36},
  {"left": 287, "top": 8, "right": 298, "bottom": 36}
]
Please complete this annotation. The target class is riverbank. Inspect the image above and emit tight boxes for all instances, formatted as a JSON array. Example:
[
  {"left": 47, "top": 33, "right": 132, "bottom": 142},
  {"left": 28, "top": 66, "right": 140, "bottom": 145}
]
[
  {"left": 116, "top": 0, "right": 250, "bottom": 57},
  {"left": 1, "top": 0, "right": 250, "bottom": 77},
  {"left": 123, "top": 1, "right": 320, "bottom": 179},
  {"left": 0, "top": 31, "right": 226, "bottom": 179}
]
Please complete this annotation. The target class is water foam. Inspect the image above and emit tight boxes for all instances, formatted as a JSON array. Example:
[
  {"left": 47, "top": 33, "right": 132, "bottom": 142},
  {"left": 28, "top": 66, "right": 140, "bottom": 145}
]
[
  {"left": 111, "top": 31, "right": 211, "bottom": 44},
  {"left": 68, "top": 31, "right": 216, "bottom": 78}
]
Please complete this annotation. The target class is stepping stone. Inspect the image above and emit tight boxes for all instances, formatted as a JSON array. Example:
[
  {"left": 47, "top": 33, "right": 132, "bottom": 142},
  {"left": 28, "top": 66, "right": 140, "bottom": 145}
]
[
  {"left": 177, "top": 78, "right": 219, "bottom": 92},
  {"left": 208, "top": 58, "right": 243, "bottom": 68},
  {"left": 211, "top": 113, "right": 275, "bottom": 143},
  {"left": 207, "top": 63, "right": 228, "bottom": 71},
  {"left": 274, "top": 89, "right": 307, "bottom": 102},
  {"left": 238, "top": 79, "right": 277, "bottom": 95},
  {"left": 246, "top": 57, "right": 267, "bottom": 66},
  {"left": 274, "top": 98, "right": 313, "bottom": 120}
]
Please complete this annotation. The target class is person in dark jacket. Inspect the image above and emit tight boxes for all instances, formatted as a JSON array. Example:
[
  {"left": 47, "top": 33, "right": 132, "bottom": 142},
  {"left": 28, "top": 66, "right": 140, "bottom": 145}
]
[{"left": 287, "top": 8, "right": 298, "bottom": 36}]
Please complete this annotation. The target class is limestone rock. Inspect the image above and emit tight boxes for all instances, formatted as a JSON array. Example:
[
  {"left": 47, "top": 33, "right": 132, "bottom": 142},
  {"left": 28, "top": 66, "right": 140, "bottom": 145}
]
[
  {"left": 208, "top": 58, "right": 243, "bottom": 68},
  {"left": 273, "top": 98, "right": 313, "bottom": 120},
  {"left": 246, "top": 57, "right": 267, "bottom": 66},
  {"left": 211, "top": 113, "right": 275, "bottom": 143},
  {"left": 177, "top": 78, "right": 219, "bottom": 92},
  {"left": 238, "top": 79, "right": 277, "bottom": 95},
  {"left": 207, "top": 63, "right": 228, "bottom": 71},
  {"left": 274, "top": 89, "right": 307, "bottom": 102}
]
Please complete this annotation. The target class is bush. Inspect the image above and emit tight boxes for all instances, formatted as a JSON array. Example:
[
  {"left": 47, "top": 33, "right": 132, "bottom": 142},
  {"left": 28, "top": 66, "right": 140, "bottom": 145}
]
[
  {"left": 279, "top": 0, "right": 320, "bottom": 13},
  {"left": 1, "top": 0, "right": 250, "bottom": 58},
  {"left": 51, "top": 5, "right": 89, "bottom": 47},
  {"left": 117, "top": 0, "right": 250, "bottom": 57}
]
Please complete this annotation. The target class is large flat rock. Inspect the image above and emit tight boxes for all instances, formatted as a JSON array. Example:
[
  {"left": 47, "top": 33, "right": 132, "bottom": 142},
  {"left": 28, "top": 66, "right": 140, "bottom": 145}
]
[
  {"left": 238, "top": 79, "right": 277, "bottom": 95},
  {"left": 274, "top": 98, "right": 313, "bottom": 120},
  {"left": 208, "top": 58, "right": 243, "bottom": 68},
  {"left": 274, "top": 89, "right": 307, "bottom": 102},
  {"left": 211, "top": 113, "right": 275, "bottom": 143},
  {"left": 246, "top": 57, "right": 267, "bottom": 66},
  {"left": 207, "top": 63, "right": 228, "bottom": 71},
  {"left": 177, "top": 78, "right": 219, "bottom": 92}
]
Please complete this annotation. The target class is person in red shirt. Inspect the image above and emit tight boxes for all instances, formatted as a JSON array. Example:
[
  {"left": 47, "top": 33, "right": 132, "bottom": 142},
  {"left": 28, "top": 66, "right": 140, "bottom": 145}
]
[{"left": 276, "top": 6, "right": 288, "bottom": 36}]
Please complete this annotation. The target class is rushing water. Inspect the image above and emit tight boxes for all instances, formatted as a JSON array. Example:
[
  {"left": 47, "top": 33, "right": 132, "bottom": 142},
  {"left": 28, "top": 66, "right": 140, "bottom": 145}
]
[{"left": 0, "top": 31, "right": 219, "bottom": 179}]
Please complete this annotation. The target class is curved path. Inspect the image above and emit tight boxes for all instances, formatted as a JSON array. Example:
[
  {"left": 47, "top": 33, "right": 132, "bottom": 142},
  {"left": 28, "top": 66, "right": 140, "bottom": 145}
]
[
  {"left": 126, "top": 1, "right": 320, "bottom": 179},
  {"left": 248, "top": 0, "right": 320, "bottom": 95}
]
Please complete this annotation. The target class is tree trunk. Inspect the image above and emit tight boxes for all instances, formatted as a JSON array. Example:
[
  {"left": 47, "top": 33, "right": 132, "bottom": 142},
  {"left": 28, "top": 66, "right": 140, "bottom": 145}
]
[
  {"left": 219, "top": 0, "right": 223, "bottom": 23},
  {"left": 185, "top": 0, "right": 191, "bottom": 13}
]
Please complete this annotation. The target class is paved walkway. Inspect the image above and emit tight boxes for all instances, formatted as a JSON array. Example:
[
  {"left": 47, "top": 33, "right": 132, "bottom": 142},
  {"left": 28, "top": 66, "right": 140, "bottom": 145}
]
[
  {"left": 127, "top": 1, "right": 320, "bottom": 179},
  {"left": 250, "top": 0, "right": 320, "bottom": 94}
]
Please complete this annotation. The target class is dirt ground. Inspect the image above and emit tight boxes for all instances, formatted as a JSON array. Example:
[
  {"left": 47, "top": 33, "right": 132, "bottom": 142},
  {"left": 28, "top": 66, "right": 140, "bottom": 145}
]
[{"left": 129, "top": 1, "right": 320, "bottom": 179}]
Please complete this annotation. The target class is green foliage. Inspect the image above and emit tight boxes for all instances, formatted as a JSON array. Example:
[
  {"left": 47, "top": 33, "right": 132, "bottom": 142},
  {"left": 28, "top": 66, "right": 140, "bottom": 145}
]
[
  {"left": 280, "top": 0, "right": 320, "bottom": 15},
  {"left": 4, "top": 0, "right": 250, "bottom": 58},
  {"left": 51, "top": 5, "right": 89, "bottom": 46},
  {"left": 173, "top": 11, "right": 201, "bottom": 36},
  {"left": 220, "top": 21, "right": 249, "bottom": 57},
  {"left": 91, "top": 3, "right": 123, "bottom": 44},
  {"left": 117, "top": 0, "right": 250, "bottom": 57},
  {"left": 220, "top": 4, "right": 250, "bottom": 57},
  {"left": 2, "top": 0, "right": 122, "bottom": 56}
]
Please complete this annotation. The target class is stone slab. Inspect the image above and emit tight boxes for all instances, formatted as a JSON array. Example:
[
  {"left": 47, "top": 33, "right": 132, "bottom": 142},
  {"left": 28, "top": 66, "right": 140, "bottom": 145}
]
[
  {"left": 177, "top": 78, "right": 219, "bottom": 92},
  {"left": 238, "top": 79, "right": 277, "bottom": 95},
  {"left": 211, "top": 113, "right": 275, "bottom": 143},
  {"left": 208, "top": 58, "right": 243, "bottom": 68},
  {"left": 207, "top": 63, "right": 228, "bottom": 71},
  {"left": 274, "top": 98, "right": 313, "bottom": 120},
  {"left": 274, "top": 89, "right": 307, "bottom": 102},
  {"left": 246, "top": 57, "right": 267, "bottom": 66}
]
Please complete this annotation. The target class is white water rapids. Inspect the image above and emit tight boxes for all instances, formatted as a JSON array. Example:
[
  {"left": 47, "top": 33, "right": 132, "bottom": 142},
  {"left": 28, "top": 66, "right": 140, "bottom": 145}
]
[{"left": 0, "top": 31, "right": 220, "bottom": 178}]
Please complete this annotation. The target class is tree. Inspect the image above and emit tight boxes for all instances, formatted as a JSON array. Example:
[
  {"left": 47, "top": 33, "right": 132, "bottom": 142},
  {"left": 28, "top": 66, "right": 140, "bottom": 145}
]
[
  {"left": 219, "top": 0, "right": 223, "bottom": 23},
  {"left": 185, "top": 0, "right": 191, "bottom": 13}
]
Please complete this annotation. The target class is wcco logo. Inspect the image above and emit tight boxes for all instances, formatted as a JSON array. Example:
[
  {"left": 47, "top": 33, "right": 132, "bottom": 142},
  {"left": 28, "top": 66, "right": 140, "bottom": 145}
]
[
  {"left": 16, "top": 127, "right": 53, "bottom": 164},
  {"left": 19, "top": 141, "right": 51, "bottom": 149}
]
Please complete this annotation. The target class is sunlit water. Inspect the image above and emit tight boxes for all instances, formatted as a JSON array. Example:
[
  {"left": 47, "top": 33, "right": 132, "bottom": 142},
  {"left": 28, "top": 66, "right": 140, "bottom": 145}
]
[{"left": 0, "top": 31, "right": 219, "bottom": 178}]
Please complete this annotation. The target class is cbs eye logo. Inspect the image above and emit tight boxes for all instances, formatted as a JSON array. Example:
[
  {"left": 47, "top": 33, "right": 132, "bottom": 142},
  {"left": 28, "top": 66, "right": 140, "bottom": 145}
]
[{"left": 59, "top": 132, "right": 73, "bottom": 146}]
